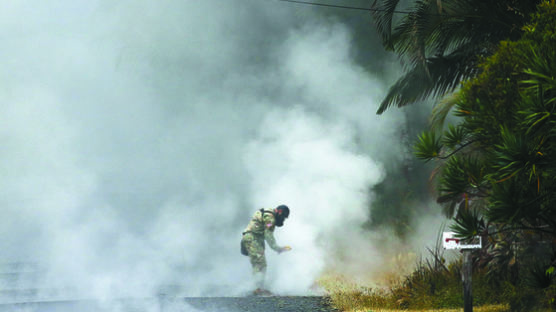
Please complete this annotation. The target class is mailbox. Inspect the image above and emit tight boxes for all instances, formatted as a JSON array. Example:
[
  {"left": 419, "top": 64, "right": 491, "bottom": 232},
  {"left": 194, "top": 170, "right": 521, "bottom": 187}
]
[{"left": 443, "top": 232, "right": 482, "bottom": 250}]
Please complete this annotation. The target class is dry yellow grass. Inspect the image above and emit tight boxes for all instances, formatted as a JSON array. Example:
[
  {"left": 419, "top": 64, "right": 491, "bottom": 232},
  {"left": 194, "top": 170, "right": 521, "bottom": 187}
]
[
  {"left": 317, "top": 271, "right": 395, "bottom": 311},
  {"left": 348, "top": 305, "right": 509, "bottom": 312},
  {"left": 317, "top": 271, "right": 509, "bottom": 312}
]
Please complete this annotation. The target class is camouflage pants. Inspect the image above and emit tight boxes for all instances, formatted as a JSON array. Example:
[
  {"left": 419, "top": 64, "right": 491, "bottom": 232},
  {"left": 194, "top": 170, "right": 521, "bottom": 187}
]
[{"left": 241, "top": 233, "right": 266, "bottom": 288}]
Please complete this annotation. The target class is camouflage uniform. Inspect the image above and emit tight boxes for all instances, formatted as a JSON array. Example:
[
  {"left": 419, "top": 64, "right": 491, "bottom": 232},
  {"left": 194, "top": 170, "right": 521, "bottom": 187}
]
[{"left": 241, "top": 209, "right": 282, "bottom": 288}]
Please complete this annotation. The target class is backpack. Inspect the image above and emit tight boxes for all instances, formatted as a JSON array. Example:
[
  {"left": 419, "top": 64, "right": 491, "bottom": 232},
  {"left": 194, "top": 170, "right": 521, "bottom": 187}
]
[{"left": 240, "top": 209, "right": 272, "bottom": 256}]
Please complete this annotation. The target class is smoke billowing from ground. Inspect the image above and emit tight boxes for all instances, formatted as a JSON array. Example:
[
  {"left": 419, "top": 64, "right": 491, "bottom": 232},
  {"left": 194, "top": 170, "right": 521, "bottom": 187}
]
[{"left": 0, "top": 0, "right": 443, "bottom": 302}]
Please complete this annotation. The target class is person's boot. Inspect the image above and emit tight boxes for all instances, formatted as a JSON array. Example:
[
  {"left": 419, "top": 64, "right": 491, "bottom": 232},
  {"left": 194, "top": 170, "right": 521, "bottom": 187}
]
[{"left": 252, "top": 288, "right": 273, "bottom": 296}]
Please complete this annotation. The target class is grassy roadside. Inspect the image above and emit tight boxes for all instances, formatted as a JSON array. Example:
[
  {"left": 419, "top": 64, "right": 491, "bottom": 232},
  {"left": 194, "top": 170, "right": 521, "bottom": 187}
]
[
  {"left": 348, "top": 306, "right": 509, "bottom": 312},
  {"left": 318, "top": 272, "right": 508, "bottom": 312},
  {"left": 318, "top": 267, "right": 555, "bottom": 312},
  {"left": 316, "top": 242, "right": 556, "bottom": 312}
]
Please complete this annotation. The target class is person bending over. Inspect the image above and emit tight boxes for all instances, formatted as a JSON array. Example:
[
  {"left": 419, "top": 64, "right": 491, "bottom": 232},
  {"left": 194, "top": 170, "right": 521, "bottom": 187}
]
[{"left": 241, "top": 204, "right": 291, "bottom": 295}]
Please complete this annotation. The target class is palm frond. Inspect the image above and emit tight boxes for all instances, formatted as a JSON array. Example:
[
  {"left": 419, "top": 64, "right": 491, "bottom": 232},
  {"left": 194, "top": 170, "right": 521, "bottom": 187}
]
[
  {"left": 450, "top": 206, "right": 485, "bottom": 239},
  {"left": 429, "top": 93, "right": 458, "bottom": 130},
  {"left": 491, "top": 127, "right": 545, "bottom": 183},
  {"left": 377, "top": 49, "right": 477, "bottom": 114},
  {"left": 438, "top": 156, "right": 467, "bottom": 198},
  {"left": 373, "top": 0, "right": 543, "bottom": 114},
  {"left": 441, "top": 124, "right": 468, "bottom": 149},
  {"left": 370, "top": 0, "right": 402, "bottom": 50},
  {"left": 487, "top": 179, "right": 541, "bottom": 224},
  {"left": 414, "top": 130, "right": 442, "bottom": 161}
]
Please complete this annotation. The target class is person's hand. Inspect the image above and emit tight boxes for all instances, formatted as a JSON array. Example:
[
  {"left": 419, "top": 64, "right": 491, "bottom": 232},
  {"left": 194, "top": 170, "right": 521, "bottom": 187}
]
[{"left": 280, "top": 246, "right": 292, "bottom": 253}]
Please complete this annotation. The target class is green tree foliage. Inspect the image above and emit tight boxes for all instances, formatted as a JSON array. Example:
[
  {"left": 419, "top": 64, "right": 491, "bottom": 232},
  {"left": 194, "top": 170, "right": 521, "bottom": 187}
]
[
  {"left": 414, "top": 1, "right": 556, "bottom": 308},
  {"left": 371, "top": 0, "right": 542, "bottom": 114}
]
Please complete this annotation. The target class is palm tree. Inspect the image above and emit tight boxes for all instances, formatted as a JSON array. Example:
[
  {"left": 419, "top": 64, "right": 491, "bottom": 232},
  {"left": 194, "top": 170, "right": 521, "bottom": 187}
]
[
  {"left": 414, "top": 3, "right": 556, "bottom": 294},
  {"left": 371, "top": 0, "right": 542, "bottom": 114}
]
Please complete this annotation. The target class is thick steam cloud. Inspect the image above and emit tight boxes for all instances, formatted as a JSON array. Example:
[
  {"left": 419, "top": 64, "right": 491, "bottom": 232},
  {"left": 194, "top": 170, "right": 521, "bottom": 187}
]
[{"left": 0, "top": 0, "right": 410, "bottom": 301}]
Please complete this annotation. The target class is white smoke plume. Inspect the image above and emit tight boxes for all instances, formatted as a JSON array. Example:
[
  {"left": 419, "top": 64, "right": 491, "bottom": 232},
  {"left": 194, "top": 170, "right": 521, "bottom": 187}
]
[
  {"left": 0, "top": 0, "right": 440, "bottom": 304},
  {"left": 244, "top": 106, "right": 383, "bottom": 294}
]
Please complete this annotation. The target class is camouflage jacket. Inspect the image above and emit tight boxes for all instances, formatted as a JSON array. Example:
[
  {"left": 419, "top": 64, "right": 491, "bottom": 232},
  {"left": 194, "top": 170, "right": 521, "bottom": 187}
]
[{"left": 243, "top": 209, "right": 281, "bottom": 252}]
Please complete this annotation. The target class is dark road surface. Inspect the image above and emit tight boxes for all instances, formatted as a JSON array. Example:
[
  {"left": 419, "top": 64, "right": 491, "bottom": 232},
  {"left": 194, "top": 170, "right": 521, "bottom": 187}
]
[
  {"left": 0, "top": 263, "right": 338, "bottom": 311},
  {"left": 0, "top": 296, "right": 339, "bottom": 312}
]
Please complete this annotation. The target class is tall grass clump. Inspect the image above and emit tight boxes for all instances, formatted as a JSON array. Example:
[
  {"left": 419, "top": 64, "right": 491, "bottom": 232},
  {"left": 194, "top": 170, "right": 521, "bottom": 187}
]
[
  {"left": 320, "top": 241, "right": 556, "bottom": 311},
  {"left": 318, "top": 273, "right": 395, "bottom": 311}
]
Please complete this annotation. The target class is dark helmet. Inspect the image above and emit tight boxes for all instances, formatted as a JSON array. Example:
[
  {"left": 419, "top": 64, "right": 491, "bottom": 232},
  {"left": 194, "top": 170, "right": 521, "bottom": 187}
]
[{"left": 275, "top": 205, "right": 289, "bottom": 227}]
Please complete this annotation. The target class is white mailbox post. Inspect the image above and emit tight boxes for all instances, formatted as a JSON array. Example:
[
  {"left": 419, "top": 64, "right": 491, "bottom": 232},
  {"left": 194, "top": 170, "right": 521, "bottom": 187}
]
[
  {"left": 443, "top": 232, "right": 482, "bottom": 250},
  {"left": 443, "top": 232, "right": 482, "bottom": 312}
]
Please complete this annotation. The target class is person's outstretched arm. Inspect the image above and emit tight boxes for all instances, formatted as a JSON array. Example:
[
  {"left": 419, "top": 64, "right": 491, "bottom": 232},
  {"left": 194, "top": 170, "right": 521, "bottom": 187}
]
[{"left": 263, "top": 213, "right": 286, "bottom": 253}]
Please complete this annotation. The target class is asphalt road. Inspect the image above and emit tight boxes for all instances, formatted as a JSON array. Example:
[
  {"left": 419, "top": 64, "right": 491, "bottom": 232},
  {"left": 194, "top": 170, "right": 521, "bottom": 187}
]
[
  {"left": 0, "top": 296, "right": 339, "bottom": 312},
  {"left": 0, "top": 262, "right": 339, "bottom": 311}
]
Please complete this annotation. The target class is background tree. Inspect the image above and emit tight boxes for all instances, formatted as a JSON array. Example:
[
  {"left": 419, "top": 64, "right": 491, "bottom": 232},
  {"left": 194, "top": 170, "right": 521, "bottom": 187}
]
[
  {"left": 371, "top": 0, "right": 542, "bottom": 114},
  {"left": 414, "top": 2, "right": 556, "bottom": 307}
]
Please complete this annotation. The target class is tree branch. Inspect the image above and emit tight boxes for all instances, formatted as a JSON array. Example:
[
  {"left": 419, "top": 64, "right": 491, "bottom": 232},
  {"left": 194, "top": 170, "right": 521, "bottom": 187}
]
[{"left": 437, "top": 140, "right": 476, "bottom": 159}]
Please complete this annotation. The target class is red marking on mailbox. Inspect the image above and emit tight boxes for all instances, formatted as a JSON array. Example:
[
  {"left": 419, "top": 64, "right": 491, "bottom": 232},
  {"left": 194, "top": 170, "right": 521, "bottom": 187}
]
[{"left": 446, "top": 238, "right": 460, "bottom": 243}]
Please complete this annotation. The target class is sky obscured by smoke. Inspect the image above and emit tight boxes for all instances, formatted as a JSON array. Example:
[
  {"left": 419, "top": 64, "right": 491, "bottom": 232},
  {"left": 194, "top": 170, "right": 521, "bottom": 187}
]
[{"left": 0, "top": 0, "right": 442, "bottom": 301}]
